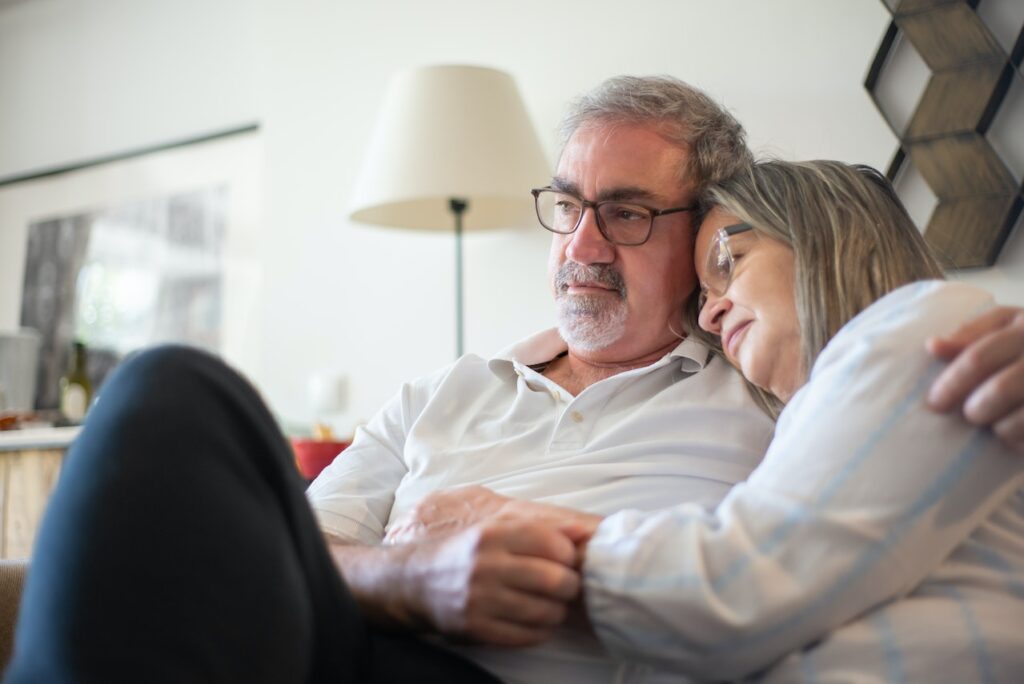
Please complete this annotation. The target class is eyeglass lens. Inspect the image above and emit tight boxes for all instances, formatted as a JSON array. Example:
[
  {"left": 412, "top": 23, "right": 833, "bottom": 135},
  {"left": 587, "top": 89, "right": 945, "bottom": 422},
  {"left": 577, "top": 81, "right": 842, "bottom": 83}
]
[
  {"left": 704, "top": 232, "right": 733, "bottom": 297},
  {"left": 701, "top": 224, "right": 756, "bottom": 307},
  {"left": 535, "top": 190, "right": 653, "bottom": 245}
]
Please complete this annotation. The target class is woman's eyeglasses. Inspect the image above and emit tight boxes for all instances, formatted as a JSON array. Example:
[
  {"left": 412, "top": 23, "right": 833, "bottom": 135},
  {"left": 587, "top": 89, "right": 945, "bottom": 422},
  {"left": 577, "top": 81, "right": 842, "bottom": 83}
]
[{"left": 698, "top": 222, "right": 755, "bottom": 309}]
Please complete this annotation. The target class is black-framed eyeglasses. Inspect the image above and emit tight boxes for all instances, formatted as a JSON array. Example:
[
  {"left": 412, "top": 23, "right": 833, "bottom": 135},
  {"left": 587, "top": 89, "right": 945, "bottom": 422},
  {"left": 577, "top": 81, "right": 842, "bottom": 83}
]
[
  {"left": 697, "top": 222, "right": 756, "bottom": 310},
  {"left": 531, "top": 187, "right": 694, "bottom": 246}
]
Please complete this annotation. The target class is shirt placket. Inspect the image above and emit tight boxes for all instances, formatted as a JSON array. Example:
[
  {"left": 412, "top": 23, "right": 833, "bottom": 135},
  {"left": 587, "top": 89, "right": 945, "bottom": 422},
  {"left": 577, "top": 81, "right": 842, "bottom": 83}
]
[{"left": 523, "top": 363, "right": 632, "bottom": 452}]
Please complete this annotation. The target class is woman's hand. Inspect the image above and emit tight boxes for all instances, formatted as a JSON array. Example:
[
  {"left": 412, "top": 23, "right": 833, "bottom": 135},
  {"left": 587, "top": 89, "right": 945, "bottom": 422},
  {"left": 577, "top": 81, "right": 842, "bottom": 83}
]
[
  {"left": 385, "top": 485, "right": 603, "bottom": 550},
  {"left": 927, "top": 305, "right": 1024, "bottom": 451},
  {"left": 494, "top": 498, "right": 603, "bottom": 549},
  {"left": 384, "top": 485, "right": 511, "bottom": 545}
]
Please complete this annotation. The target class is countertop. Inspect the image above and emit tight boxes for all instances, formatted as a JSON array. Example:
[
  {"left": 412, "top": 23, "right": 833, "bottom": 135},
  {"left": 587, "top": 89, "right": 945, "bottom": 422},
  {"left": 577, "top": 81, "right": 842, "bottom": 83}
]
[{"left": 0, "top": 426, "right": 81, "bottom": 452}]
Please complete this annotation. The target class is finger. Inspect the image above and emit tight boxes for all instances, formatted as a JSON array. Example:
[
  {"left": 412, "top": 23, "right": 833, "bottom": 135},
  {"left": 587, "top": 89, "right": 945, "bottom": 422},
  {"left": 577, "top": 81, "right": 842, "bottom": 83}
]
[
  {"left": 462, "top": 617, "right": 554, "bottom": 647},
  {"left": 927, "top": 307, "right": 1020, "bottom": 359},
  {"left": 994, "top": 410, "right": 1024, "bottom": 453},
  {"left": 488, "top": 521, "right": 579, "bottom": 567},
  {"left": 962, "top": 362, "right": 1024, "bottom": 426},
  {"left": 557, "top": 516, "right": 601, "bottom": 543},
  {"left": 927, "top": 328, "right": 1024, "bottom": 411},
  {"left": 480, "top": 586, "right": 569, "bottom": 629},
  {"left": 459, "top": 586, "right": 567, "bottom": 645},
  {"left": 557, "top": 524, "right": 595, "bottom": 569},
  {"left": 926, "top": 335, "right": 966, "bottom": 362},
  {"left": 497, "top": 554, "right": 581, "bottom": 601}
]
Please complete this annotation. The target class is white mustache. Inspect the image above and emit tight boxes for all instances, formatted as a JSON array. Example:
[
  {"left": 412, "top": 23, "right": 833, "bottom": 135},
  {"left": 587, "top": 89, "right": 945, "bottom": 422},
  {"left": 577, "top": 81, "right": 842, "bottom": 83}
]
[{"left": 555, "top": 262, "right": 626, "bottom": 297}]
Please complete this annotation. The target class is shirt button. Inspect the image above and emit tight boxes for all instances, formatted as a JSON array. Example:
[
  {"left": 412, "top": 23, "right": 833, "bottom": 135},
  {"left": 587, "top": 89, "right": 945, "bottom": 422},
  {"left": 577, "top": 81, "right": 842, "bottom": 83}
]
[{"left": 571, "top": 411, "right": 584, "bottom": 423}]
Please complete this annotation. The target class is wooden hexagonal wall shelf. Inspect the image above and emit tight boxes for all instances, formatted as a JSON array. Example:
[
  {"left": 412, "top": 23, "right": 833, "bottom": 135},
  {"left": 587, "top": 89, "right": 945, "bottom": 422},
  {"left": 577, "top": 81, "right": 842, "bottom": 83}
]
[{"left": 866, "top": 0, "right": 1024, "bottom": 268}]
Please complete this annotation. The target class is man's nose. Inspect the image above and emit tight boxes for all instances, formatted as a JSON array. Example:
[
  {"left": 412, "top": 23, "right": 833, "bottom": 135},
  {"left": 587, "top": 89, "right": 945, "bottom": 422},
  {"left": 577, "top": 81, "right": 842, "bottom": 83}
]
[{"left": 565, "top": 207, "right": 615, "bottom": 264}]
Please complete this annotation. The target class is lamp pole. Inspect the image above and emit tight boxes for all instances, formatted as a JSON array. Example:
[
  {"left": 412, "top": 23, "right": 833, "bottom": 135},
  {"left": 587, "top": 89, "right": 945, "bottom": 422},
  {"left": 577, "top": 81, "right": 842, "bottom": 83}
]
[{"left": 449, "top": 197, "right": 468, "bottom": 358}]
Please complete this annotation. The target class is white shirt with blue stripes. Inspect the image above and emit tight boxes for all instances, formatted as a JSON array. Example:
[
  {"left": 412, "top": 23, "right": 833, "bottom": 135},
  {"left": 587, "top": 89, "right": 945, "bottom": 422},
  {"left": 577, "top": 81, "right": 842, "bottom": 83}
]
[{"left": 584, "top": 280, "right": 1024, "bottom": 683}]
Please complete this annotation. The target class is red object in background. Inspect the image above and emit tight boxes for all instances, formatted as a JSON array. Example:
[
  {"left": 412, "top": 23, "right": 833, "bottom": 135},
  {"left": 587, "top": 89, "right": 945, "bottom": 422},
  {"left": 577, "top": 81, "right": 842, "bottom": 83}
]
[{"left": 291, "top": 439, "right": 350, "bottom": 480}]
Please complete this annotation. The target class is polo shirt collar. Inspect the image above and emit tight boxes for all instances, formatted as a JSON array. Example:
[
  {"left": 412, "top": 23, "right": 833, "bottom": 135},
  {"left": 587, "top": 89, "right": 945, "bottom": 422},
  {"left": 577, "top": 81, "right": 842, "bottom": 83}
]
[{"left": 488, "top": 328, "right": 711, "bottom": 380}]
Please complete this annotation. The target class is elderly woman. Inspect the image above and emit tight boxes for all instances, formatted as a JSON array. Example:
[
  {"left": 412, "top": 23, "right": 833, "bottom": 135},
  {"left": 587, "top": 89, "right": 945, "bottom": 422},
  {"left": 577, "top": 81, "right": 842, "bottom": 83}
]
[{"left": 669, "top": 160, "right": 1024, "bottom": 680}]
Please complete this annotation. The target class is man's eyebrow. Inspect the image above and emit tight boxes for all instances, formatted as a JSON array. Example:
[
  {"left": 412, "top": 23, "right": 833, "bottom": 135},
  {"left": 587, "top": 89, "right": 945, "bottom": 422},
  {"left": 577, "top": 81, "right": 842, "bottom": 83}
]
[
  {"left": 600, "top": 187, "right": 660, "bottom": 203},
  {"left": 549, "top": 177, "right": 580, "bottom": 195},
  {"left": 548, "top": 177, "right": 661, "bottom": 203}
]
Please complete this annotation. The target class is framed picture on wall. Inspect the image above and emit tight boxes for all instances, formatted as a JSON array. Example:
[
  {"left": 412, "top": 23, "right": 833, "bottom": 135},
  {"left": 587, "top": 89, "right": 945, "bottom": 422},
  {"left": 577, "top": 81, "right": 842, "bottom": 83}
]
[{"left": 0, "top": 126, "right": 263, "bottom": 412}]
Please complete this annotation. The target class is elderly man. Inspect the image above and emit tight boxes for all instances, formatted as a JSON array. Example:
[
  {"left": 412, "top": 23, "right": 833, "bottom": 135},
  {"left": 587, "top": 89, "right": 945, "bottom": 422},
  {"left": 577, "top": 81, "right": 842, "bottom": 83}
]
[
  {"left": 9, "top": 76, "right": 1024, "bottom": 682},
  {"left": 309, "top": 77, "right": 775, "bottom": 681}
]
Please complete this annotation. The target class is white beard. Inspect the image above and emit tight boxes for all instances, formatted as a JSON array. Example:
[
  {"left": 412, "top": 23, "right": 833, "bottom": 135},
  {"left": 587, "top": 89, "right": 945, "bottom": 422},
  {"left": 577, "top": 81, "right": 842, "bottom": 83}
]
[{"left": 556, "top": 292, "right": 628, "bottom": 351}]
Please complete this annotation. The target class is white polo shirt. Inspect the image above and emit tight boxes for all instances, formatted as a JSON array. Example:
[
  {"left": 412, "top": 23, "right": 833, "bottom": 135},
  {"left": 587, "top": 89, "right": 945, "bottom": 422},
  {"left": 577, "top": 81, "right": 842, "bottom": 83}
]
[{"left": 308, "top": 330, "right": 774, "bottom": 682}]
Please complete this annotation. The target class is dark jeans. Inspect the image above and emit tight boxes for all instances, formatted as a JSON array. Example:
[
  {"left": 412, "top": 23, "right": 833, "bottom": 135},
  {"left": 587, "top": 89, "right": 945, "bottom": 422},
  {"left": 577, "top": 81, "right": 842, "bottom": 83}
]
[{"left": 6, "top": 346, "right": 499, "bottom": 683}]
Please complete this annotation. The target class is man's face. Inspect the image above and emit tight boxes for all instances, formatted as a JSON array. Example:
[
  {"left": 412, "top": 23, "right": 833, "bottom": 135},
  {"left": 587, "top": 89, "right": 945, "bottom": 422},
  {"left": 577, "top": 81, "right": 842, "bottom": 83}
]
[{"left": 547, "top": 122, "right": 698, "bottom": 362}]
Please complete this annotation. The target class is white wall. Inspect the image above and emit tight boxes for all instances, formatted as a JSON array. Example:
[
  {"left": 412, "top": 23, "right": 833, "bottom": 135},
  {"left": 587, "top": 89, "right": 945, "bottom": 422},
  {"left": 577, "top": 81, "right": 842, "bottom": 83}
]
[
  {"left": 0, "top": 0, "right": 258, "bottom": 178},
  {"left": 1, "top": 0, "right": 1021, "bottom": 431}
]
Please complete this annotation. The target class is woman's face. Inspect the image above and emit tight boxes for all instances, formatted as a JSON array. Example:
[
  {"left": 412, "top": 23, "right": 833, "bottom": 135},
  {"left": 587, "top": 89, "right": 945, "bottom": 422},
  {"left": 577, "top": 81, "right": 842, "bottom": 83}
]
[{"left": 695, "top": 207, "right": 804, "bottom": 402}]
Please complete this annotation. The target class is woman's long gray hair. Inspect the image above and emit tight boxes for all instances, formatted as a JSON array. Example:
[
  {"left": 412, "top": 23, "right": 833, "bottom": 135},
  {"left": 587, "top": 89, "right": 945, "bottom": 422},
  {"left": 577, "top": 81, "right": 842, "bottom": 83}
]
[{"left": 688, "top": 159, "right": 945, "bottom": 418}]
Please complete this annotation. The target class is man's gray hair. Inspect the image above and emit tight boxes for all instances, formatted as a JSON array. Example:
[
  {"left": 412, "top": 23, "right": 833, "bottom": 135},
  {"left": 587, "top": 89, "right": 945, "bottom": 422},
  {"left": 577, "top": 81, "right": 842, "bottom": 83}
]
[{"left": 559, "top": 75, "right": 752, "bottom": 191}]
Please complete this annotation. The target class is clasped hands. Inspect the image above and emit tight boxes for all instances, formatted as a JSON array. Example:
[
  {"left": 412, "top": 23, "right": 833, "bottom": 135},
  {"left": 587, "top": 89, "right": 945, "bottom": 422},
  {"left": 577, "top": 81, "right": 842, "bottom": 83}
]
[{"left": 384, "top": 486, "right": 602, "bottom": 647}]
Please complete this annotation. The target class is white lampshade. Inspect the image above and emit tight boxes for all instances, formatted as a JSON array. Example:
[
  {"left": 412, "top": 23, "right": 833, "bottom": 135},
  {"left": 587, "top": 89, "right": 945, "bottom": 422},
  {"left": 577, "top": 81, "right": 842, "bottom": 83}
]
[{"left": 348, "top": 64, "right": 550, "bottom": 229}]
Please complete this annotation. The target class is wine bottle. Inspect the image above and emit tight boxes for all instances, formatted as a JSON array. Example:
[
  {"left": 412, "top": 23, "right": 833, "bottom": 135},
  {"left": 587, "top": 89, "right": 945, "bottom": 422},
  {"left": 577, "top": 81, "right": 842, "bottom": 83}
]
[{"left": 59, "top": 341, "right": 92, "bottom": 423}]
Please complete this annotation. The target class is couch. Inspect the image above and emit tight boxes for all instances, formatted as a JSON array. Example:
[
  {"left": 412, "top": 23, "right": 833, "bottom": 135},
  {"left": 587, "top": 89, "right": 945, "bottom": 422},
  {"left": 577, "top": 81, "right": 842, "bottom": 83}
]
[{"left": 0, "top": 560, "right": 26, "bottom": 673}]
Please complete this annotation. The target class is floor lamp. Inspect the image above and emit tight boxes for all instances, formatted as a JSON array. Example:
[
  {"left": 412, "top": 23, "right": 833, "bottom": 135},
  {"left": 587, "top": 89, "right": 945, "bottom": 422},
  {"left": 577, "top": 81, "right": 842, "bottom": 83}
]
[{"left": 348, "top": 65, "right": 549, "bottom": 358}]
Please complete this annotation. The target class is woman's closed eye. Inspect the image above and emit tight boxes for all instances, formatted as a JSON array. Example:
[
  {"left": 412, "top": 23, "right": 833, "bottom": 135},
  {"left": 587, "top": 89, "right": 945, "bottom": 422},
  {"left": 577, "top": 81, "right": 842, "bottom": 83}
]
[{"left": 726, "top": 249, "right": 748, "bottom": 277}]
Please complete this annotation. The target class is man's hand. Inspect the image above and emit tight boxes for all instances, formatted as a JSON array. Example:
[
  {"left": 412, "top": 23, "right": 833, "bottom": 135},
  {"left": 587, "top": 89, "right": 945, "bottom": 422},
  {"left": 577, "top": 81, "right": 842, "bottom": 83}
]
[
  {"left": 351, "top": 485, "right": 604, "bottom": 646},
  {"left": 402, "top": 520, "right": 585, "bottom": 646},
  {"left": 385, "top": 485, "right": 511, "bottom": 545},
  {"left": 328, "top": 519, "right": 587, "bottom": 647},
  {"left": 927, "top": 305, "right": 1024, "bottom": 450}
]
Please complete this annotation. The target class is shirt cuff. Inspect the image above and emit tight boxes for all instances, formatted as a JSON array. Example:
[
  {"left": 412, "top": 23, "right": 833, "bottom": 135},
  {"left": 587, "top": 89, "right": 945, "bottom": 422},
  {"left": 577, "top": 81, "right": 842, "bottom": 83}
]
[{"left": 582, "top": 509, "right": 650, "bottom": 659}]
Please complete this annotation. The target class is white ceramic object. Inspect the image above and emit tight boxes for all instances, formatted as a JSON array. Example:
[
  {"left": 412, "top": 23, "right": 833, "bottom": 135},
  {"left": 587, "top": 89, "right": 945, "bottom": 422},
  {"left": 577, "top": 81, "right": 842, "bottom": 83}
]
[{"left": 0, "top": 329, "right": 41, "bottom": 411}]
